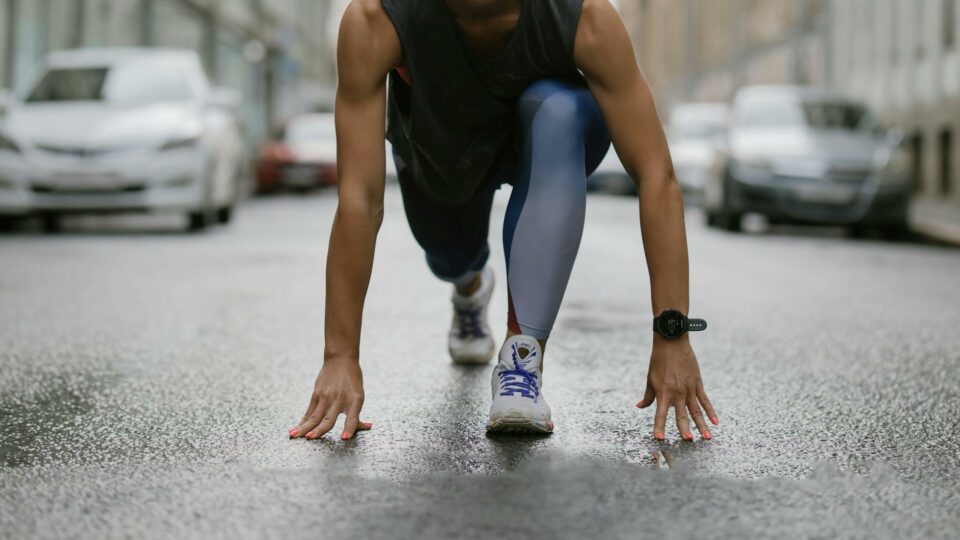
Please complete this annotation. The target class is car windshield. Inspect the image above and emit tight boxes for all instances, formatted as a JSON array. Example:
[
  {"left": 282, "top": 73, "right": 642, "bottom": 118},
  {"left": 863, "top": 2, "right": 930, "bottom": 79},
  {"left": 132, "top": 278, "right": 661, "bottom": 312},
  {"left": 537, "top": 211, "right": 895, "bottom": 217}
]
[
  {"left": 802, "top": 101, "right": 878, "bottom": 131},
  {"left": 738, "top": 95, "right": 879, "bottom": 132},
  {"left": 285, "top": 119, "right": 336, "bottom": 142},
  {"left": 26, "top": 60, "right": 193, "bottom": 104}
]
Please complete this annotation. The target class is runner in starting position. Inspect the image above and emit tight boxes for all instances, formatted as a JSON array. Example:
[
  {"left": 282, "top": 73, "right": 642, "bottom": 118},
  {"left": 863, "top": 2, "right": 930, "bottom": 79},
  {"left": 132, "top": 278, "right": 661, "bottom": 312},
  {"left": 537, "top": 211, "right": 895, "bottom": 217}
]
[{"left": 290, "top": 0, "right": 719, "bottom": 440}]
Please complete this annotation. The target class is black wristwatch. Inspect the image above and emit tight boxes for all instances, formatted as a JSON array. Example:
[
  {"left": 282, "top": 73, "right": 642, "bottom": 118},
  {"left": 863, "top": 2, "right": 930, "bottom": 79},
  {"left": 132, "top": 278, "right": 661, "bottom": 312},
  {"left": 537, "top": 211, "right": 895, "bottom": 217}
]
[{"left": 653, "top": 309, "right": 707, "bottom": 340}]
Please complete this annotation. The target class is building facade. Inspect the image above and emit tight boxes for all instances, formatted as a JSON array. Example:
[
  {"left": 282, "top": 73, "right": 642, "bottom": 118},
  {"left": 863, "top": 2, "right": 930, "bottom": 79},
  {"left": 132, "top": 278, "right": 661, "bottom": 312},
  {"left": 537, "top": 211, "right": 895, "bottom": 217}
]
[
  {"left": 0, "top": 0, "right": 339, "bottom": 148},
  {"left": 622, "top": 0, "right": 959, "bottom": 213}
]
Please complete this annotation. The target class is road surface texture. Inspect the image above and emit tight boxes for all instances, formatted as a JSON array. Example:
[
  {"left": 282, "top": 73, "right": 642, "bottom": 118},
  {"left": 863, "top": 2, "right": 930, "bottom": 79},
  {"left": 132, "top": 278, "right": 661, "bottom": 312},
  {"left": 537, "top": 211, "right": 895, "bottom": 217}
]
[{"left": 2, "top": 186, "right": 959, "bottom": 539}]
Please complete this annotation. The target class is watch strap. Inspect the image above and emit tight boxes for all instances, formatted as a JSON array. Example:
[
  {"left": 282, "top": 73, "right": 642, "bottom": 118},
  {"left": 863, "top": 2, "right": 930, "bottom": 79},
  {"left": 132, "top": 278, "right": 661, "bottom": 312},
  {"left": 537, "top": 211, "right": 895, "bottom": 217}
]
[{"left": 687, "top": 318, "right": 708, "bottom": 332}]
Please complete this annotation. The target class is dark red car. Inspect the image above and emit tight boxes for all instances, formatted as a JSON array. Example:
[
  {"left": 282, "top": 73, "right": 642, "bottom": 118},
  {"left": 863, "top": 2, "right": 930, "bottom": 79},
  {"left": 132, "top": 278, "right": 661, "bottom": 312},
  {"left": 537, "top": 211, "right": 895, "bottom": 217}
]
[{"left": 256, "top": 113, "right": 337, "bottom": 192}]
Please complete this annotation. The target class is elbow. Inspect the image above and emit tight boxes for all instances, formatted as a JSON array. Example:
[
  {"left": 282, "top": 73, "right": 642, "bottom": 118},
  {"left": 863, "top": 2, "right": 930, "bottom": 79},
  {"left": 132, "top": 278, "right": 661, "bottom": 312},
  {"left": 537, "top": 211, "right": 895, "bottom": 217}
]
[
  {"left": 337, "top": 193, "right": 384, "bottom": 230},
  {"left": 631, "top": 162, "right": 681, "bottom": 193}
]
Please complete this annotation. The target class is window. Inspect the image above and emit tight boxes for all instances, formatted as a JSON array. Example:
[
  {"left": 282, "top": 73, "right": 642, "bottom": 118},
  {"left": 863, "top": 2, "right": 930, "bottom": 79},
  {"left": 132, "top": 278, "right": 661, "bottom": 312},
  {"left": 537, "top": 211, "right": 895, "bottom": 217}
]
[{"left": 26, "top": 60, "right": 192, "bottom": 104}]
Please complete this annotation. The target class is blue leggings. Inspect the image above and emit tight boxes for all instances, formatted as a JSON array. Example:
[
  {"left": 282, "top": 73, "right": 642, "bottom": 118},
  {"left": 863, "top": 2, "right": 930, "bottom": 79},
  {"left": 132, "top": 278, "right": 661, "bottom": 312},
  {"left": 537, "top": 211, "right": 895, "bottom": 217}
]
[{"left": 397, "top": 79, "right": 611, "bottom": 339}]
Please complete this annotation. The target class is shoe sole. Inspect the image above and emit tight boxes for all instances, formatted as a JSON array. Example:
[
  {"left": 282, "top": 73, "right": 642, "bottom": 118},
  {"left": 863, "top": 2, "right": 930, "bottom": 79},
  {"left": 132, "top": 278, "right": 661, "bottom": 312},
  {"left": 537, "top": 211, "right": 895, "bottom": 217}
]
[{"left": 486, "top": 417, "right": 553, "bottom": 434}]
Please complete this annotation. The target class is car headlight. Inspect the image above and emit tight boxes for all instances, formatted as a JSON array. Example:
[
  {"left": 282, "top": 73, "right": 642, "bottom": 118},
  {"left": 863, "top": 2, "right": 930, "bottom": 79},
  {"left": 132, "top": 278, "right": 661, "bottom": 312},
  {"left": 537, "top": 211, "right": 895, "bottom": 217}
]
[
  {"left": 160, "top": 134, "right": 201, "bottom": 151},
  {"left": 876, "top": 147, "right": 911, "bottom": 185},
  {"left": 0, "top": 133, "right": 20, "bottom": 154}
]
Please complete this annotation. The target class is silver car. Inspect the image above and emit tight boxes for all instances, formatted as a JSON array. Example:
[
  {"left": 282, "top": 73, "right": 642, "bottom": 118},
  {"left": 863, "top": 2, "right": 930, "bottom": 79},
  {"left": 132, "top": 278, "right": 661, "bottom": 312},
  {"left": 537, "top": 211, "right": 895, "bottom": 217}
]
[
  {"left": 705, "top": 86, "right": 912, "bottom": 235},
  {"left": 0, "top": 48, "right": 244, "bottom": 232},
  {"left": 667, "top": 102, "right": 729, "bottom": 195}
]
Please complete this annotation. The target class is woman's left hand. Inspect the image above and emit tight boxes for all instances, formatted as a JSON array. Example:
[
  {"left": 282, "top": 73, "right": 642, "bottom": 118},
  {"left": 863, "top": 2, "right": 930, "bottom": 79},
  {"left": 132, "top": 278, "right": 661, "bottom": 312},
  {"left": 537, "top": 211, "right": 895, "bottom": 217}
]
[{"left": 637, "top": 334, "right": 718, "bottom": 441}]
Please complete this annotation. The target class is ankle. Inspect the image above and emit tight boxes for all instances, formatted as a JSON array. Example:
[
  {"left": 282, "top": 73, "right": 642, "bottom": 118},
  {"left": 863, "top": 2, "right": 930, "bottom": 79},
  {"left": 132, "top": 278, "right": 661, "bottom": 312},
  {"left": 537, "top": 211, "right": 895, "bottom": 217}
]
[
  {"left": 504, "top": 331, "right": 548, "bottom": 357},
  {"left": 456, "top": 273, "right": 483, "bottom": 297}
]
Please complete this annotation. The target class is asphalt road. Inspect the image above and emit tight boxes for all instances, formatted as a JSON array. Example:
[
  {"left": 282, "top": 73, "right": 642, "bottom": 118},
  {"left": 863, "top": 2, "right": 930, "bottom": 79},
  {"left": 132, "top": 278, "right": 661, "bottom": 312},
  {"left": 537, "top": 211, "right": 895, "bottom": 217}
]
[{"left": 2, "top": 186, "right": 959, "bottom": 539}]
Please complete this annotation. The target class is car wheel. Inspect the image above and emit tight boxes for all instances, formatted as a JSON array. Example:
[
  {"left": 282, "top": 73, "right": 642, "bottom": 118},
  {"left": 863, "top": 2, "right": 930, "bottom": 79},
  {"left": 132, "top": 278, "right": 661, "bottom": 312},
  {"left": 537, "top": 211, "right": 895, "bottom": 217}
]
[
  {"left": 879, "top": 221, "right": 909, "bottom": 240},
  {"left": 40, "top": 214, "right": 62, "bottom": 234},
  {"left": 187, "top": 209, "right": 212, "bottom": 232},
  {"left": 216, "top": 204, "right": 233, "bottom": 224}
]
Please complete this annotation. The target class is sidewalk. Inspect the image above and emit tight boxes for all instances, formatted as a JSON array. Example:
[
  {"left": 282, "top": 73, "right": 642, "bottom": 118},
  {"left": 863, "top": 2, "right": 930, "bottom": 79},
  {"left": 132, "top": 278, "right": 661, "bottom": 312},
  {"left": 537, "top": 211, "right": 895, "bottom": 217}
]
[{"left": 910, "top": 198, "right": 960, "bottom": 245}]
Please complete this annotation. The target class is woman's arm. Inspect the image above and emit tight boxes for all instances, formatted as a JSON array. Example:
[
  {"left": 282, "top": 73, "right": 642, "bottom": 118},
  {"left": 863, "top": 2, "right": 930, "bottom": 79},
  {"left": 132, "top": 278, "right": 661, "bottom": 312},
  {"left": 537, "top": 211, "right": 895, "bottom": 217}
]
[
  {"left": 291, "top": 0, "right": 401, "bottom": 441},
  {"left": 573, "top": 0, "right": 718, "bottom": 440}
]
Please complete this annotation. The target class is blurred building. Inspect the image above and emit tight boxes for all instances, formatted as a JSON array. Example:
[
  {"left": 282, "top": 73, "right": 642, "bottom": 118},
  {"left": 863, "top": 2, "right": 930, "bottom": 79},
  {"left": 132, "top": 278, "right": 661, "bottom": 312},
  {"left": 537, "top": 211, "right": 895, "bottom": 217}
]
[
  {"left": 623, "top": 0, "right": 960, "bottom": 238},
  {"left": 0, "top": 0, "right": 339, "bottom": 148}
]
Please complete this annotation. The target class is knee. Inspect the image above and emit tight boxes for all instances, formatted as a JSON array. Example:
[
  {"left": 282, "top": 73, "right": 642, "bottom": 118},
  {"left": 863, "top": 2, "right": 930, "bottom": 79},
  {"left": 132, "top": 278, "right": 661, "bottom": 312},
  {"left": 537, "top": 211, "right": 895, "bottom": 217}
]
[{"left": 517, "top": 81, "right": 586, "bottom": 129}]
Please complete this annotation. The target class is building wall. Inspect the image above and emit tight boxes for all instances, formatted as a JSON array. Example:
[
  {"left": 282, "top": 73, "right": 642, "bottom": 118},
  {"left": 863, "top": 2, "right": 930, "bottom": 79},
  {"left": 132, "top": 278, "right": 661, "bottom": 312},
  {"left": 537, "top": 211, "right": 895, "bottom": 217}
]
[{"left": 625, "top": 0, "right": 959, "bottom": 204}]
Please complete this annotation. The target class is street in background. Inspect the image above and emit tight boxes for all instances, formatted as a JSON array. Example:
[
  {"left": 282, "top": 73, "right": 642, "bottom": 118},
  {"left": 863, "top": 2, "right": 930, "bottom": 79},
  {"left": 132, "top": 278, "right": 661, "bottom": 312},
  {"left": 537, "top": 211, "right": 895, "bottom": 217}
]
[
  {"left": 704, "top": 85, "right": 912, "bottom": 236},
  {"left": 0, "top": 48, "right": 244, "bottom": 233}
]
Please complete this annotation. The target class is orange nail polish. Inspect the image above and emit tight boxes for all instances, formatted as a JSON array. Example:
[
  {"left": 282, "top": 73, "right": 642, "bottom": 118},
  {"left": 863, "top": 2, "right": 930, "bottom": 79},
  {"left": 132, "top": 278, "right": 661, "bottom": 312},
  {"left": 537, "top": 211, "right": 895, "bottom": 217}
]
[
  {"left": 288, "top": 428, "right": 299, "bottom": 437},
  {"left": 710, "top": 416, "right": 719, "bottom": 425},
  {"left": 341, "top": 432, "right": 350, "bottom": 440},
  {"left": 684, "top": 432, "right": 693, "bottom": 440},
  {"left": 306, "top": 432, "right": 317, "bottom": 439},
  {"left": 704, "top": 431, "right": 712, "bottom": 440},
  {"left": 655, "top": 432, "right": 664, "bottom": 441}
]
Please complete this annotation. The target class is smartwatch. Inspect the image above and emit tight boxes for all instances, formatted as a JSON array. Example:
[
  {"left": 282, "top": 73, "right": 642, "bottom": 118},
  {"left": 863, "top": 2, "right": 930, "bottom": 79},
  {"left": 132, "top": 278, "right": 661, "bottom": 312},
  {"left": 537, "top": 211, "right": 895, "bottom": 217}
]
[{"left": 653, "top": 309, "right": 707, "bottom": 340}]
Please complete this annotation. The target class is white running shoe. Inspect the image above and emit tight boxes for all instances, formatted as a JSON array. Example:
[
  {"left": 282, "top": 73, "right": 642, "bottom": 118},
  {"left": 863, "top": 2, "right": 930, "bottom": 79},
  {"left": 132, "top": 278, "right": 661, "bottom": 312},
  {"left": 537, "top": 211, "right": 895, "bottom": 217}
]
[
  {"left": 448, "top": 266, "right": 496, "bottom": 364},
  {"left": 486, "top": 335, "right": 553, "bottom": 434}
]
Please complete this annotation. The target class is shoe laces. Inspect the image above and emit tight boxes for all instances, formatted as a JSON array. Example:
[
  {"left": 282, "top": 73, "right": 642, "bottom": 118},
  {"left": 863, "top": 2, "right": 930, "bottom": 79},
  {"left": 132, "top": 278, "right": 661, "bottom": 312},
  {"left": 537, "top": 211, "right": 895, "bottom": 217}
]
[
  {"left": 454, "top": 305, "right": 485, "bottom": 339},
  {"left": 497, "top": 343, "right": 540, "bottom": 399}
]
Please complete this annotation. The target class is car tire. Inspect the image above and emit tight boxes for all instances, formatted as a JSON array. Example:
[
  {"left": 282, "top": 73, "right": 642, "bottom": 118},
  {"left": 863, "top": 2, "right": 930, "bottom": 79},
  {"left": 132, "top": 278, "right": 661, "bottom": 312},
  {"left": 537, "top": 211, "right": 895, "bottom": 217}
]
[
  {"left": 40, "top": 214, "right": 62, "bottom": 234},
  {"left": 187, "top": 209, "right": 212, "bottom": 232},
  {"left": 216, "top": 204, "right": 233, "bottom": 225},
  {"left": 705, "top": 167, "right": 742, "bottom": 232},
  {"left": 879, "top": 221, "right": 909, "bottom": 241}
]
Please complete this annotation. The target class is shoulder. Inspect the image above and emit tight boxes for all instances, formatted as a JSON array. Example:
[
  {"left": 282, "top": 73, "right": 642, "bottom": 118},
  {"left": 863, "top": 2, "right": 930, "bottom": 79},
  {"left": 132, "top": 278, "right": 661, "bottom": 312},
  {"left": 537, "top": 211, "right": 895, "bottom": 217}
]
[
  {"left": 574, "top": 0, "right": 632, "bottom": 66},
  {"left": 575, "top": 0, "right": 621, "bottom": 53},
  {"left": 339, "top": 0, "right": 402, "bottom": 72},
  {"left": 341, "top": 0, "right": 393, "bottom": 36}
]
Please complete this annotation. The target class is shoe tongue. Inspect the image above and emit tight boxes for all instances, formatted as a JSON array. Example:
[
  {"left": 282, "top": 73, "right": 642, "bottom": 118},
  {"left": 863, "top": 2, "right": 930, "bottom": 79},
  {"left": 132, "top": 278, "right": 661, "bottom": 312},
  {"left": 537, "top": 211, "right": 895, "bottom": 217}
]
[{"left": 504, "top": 336, "right": 541, "bottom": 370}]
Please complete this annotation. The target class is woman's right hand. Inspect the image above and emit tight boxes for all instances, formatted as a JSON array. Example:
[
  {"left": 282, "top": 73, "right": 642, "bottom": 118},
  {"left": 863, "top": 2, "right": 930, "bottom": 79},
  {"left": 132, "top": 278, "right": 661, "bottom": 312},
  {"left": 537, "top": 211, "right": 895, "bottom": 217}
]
[{"left": 289, "top": 359, "right": 372, "bottom": 441}]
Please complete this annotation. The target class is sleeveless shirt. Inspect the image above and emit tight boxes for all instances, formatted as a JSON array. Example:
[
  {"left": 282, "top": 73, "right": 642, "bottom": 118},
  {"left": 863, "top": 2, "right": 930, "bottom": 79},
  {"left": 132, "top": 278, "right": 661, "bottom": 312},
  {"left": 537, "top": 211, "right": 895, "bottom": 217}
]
[{"left": 381, "top": 0, "right": 584, "bottom": 205}]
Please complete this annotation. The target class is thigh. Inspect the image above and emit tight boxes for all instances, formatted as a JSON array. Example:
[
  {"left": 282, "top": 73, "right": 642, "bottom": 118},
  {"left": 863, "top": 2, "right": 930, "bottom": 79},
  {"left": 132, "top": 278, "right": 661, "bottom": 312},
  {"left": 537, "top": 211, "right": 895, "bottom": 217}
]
[{"left": 396, "top": 159, "right": 496, "bottom": 262}]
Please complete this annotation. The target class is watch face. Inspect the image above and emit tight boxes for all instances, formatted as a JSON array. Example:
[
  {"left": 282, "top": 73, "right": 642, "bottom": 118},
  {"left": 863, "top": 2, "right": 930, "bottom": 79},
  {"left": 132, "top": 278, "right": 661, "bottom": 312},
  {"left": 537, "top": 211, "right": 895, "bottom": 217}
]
[{"left": 657, "top": 310, "right": 686, "bottom": 339}]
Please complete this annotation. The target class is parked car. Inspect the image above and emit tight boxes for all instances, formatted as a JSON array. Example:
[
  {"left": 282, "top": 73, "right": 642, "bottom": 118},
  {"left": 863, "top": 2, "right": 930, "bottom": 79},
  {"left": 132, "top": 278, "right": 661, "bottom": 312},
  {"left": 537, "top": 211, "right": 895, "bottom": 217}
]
[
  {"left": 256, "top": 112, "right": 397, "bottom": 193},
  {"left": 0, "top": 48, "right": 244, "bottom": 232},
  {"left": 667, "top": 102, "right": 728, "bottom": 196},
  {"left": 705, "top": 86, "right": 912, "bottom": 235},
  {"left": 256, "top": 113, "right": 337, "bottom": 192}
]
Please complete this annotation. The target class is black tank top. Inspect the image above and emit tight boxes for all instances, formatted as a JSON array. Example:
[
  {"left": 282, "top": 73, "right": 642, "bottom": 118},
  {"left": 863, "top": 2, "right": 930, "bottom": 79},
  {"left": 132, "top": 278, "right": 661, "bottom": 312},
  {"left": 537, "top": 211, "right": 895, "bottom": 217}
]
[{"left": 381, "top": 0, "right": 584, "bottom": 205}]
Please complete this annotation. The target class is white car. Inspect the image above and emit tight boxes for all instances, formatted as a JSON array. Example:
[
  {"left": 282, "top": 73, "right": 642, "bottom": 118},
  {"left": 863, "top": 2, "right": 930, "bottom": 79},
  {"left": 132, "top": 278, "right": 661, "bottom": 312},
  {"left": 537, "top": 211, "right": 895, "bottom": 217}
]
[
  {"left": 0, "top": 48, "right": 244, "bottom": 232},
  {"left": 667, "top": 103, "right": 729, "bottom": 195}
]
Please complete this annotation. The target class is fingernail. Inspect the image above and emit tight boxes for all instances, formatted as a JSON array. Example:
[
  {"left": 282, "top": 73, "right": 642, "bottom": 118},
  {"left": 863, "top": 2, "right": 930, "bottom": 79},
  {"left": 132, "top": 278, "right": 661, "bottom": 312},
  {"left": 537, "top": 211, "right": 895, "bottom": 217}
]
[
  {"left": 305, "top": 432, "right": 317, "bottom": 439},
  {"left": 288, "top": 428, "right": 299, "bottom": 437},
  {"left": 341, "top": 432, "right": 350, "bottom": 440},
  {"left": 703, "top": 431, "right": 712, "bottom": 440},
  {"left": 684, "top": 432, "right": 693, "bottom": 440},
  {"left": 636, "top": 401, "right": 642, "bottom": 408},
  {"left": 654, "top": 432, "right": 664, "bottom": 441},
  {"left": 710, "top": 416, "right": 719, "bottom": 425}
]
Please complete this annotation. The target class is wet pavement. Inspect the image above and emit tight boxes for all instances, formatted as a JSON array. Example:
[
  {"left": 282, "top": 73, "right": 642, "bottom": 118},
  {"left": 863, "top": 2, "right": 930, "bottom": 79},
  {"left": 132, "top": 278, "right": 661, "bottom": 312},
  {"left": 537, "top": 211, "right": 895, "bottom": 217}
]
[{"left": 2, "top": 186, "right": 959, "bottom": 539}]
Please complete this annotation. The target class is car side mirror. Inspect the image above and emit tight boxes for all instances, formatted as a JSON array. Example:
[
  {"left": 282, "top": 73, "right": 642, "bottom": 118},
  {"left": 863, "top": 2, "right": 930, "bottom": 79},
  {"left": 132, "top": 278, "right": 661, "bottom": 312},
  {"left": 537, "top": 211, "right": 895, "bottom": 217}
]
[{"left": 207, "top": 87, "right": 241, "bottom": 112}]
